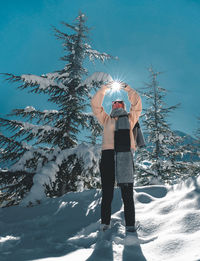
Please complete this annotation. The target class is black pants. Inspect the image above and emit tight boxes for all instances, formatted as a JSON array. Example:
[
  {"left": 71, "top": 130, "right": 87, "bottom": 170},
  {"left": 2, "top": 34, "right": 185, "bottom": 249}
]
[{"left": 99, "top": 149, "right": 135, "bottom": 226}]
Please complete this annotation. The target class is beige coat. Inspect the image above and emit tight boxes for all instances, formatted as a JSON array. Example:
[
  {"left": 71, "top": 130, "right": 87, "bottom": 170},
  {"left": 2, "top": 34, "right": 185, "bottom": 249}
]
[{"left": 91, "top": 85, "right": 142, "bottom": 151}]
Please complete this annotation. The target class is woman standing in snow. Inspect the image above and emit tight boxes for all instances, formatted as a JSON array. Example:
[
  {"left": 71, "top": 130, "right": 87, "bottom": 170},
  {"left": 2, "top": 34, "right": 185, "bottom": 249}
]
[{"left": 91, "top": 82, "right": 142, "bottom": 232}]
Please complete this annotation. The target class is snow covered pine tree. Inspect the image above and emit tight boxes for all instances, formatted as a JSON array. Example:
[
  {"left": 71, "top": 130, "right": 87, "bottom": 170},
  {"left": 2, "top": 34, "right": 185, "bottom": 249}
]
[
  {"left": 135, "top": 65, "right": 194, "bottom": 185},
  {"left": 0, "top": 12, "right": 116, "bottom": 207}
]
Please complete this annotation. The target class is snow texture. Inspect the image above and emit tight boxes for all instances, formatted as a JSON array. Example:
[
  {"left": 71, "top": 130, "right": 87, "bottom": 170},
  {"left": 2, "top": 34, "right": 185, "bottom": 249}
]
[{"left": 0, "top": 176, "right": 200, "bottom": 261}]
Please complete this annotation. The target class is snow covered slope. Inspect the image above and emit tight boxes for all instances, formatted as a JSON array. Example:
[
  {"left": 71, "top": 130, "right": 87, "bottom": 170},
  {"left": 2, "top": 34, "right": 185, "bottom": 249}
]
[{"left": 0, "top": 176, "right": 200, "bottom": 261}]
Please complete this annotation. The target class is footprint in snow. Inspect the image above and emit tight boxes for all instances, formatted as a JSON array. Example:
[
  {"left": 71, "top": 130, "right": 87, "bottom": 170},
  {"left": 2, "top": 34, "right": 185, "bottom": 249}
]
[{"left": 124, "top": 232, "right": 158, "bottom": 246}]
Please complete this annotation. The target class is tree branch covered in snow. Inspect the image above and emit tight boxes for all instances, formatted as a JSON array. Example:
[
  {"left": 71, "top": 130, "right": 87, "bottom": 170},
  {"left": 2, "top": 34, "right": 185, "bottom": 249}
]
[
  {"left": 84, "top": 43, "right": 118, "bottom": 63},
  {"left": 19, "top": 142, "right": 102, "bottom": 206},
  {"left": 7, "top": 107, "right": 63, "bottom": 124}
]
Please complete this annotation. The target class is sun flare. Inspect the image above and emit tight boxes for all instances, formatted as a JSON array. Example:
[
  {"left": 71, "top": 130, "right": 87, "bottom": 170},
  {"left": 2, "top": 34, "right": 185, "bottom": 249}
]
[
  {"left": 108, "top": 80, "right": 123, "bottom": 94},
  {"left": 111, "top": 81, "right": 121, "bottom": 91}
]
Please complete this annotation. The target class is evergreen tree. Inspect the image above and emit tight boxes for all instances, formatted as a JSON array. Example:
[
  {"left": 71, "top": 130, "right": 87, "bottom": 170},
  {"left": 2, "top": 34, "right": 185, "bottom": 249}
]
[
  {"left": 0, "top": 12, "right": 115, "bottom": 206},
  {"left": 135, "top": 65, "right": 191, "bottom": 185}
]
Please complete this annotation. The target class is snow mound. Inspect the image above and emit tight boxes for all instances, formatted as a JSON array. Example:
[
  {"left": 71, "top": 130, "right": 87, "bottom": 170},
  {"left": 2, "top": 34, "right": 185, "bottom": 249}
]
[{"left": 0, "top": 176, "right": 200, "bottom": 261}]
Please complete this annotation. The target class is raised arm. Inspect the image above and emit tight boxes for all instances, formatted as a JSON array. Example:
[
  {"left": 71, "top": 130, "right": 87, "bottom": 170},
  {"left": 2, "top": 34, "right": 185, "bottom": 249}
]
[
  {"left": 91, "top": 85, "right": 109, "bottom": 126},
  {"left": 124, "top": 85, "right": 142, "bottom": 127}
]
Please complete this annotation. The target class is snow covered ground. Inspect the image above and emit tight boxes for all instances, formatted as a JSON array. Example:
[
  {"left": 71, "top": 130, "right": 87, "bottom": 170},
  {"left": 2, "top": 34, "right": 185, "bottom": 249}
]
[{"left": 0, "top": 176, "right": 200, "bottom": 261}]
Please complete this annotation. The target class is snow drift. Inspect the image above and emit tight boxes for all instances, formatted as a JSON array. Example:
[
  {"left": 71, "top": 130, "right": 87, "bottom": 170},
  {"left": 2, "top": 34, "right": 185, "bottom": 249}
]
[{"left": 0, "top": 176, "right": 200, "bottom": 261}]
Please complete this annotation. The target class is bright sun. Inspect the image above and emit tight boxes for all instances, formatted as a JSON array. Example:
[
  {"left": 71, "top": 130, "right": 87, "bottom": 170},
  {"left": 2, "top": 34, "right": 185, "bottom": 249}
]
[{"left": 111, "top": 81, "right": 121, "bottom": 91}]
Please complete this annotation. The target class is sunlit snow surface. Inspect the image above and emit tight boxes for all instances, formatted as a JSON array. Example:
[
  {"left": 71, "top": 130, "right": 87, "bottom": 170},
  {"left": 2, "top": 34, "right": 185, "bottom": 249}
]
[{"left": 0, "top": 176, "right": 200, "bottom": 261}]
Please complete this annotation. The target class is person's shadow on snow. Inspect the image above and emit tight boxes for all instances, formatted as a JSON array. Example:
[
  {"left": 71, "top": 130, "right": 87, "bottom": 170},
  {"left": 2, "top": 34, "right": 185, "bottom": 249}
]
[
  {"left": 86, "top": 230, "right": 147, "bottom": 261},
  {"left": 122, "top": 231, "right": 147, "bottom": 261},
  {"left": 86, "top": 230, "right": 113, "bottom": 261}
]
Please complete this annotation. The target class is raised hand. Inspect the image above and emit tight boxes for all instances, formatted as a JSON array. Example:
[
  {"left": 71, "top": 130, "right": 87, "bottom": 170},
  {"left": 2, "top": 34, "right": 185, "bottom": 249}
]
[{"left": 120, "top": 82, "right": 129, "bottom": 89}]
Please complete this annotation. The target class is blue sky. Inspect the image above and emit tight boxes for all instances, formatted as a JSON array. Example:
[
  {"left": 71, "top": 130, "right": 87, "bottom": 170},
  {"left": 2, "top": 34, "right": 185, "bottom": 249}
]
[{"left": 0, "top": 0, "right": 200, "bottom": 139}]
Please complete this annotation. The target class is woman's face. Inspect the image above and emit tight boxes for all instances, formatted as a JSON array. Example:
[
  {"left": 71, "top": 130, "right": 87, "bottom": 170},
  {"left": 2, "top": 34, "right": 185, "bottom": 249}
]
[{"left": 112, "top": 101, "right": 125, "bottom": 110}]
